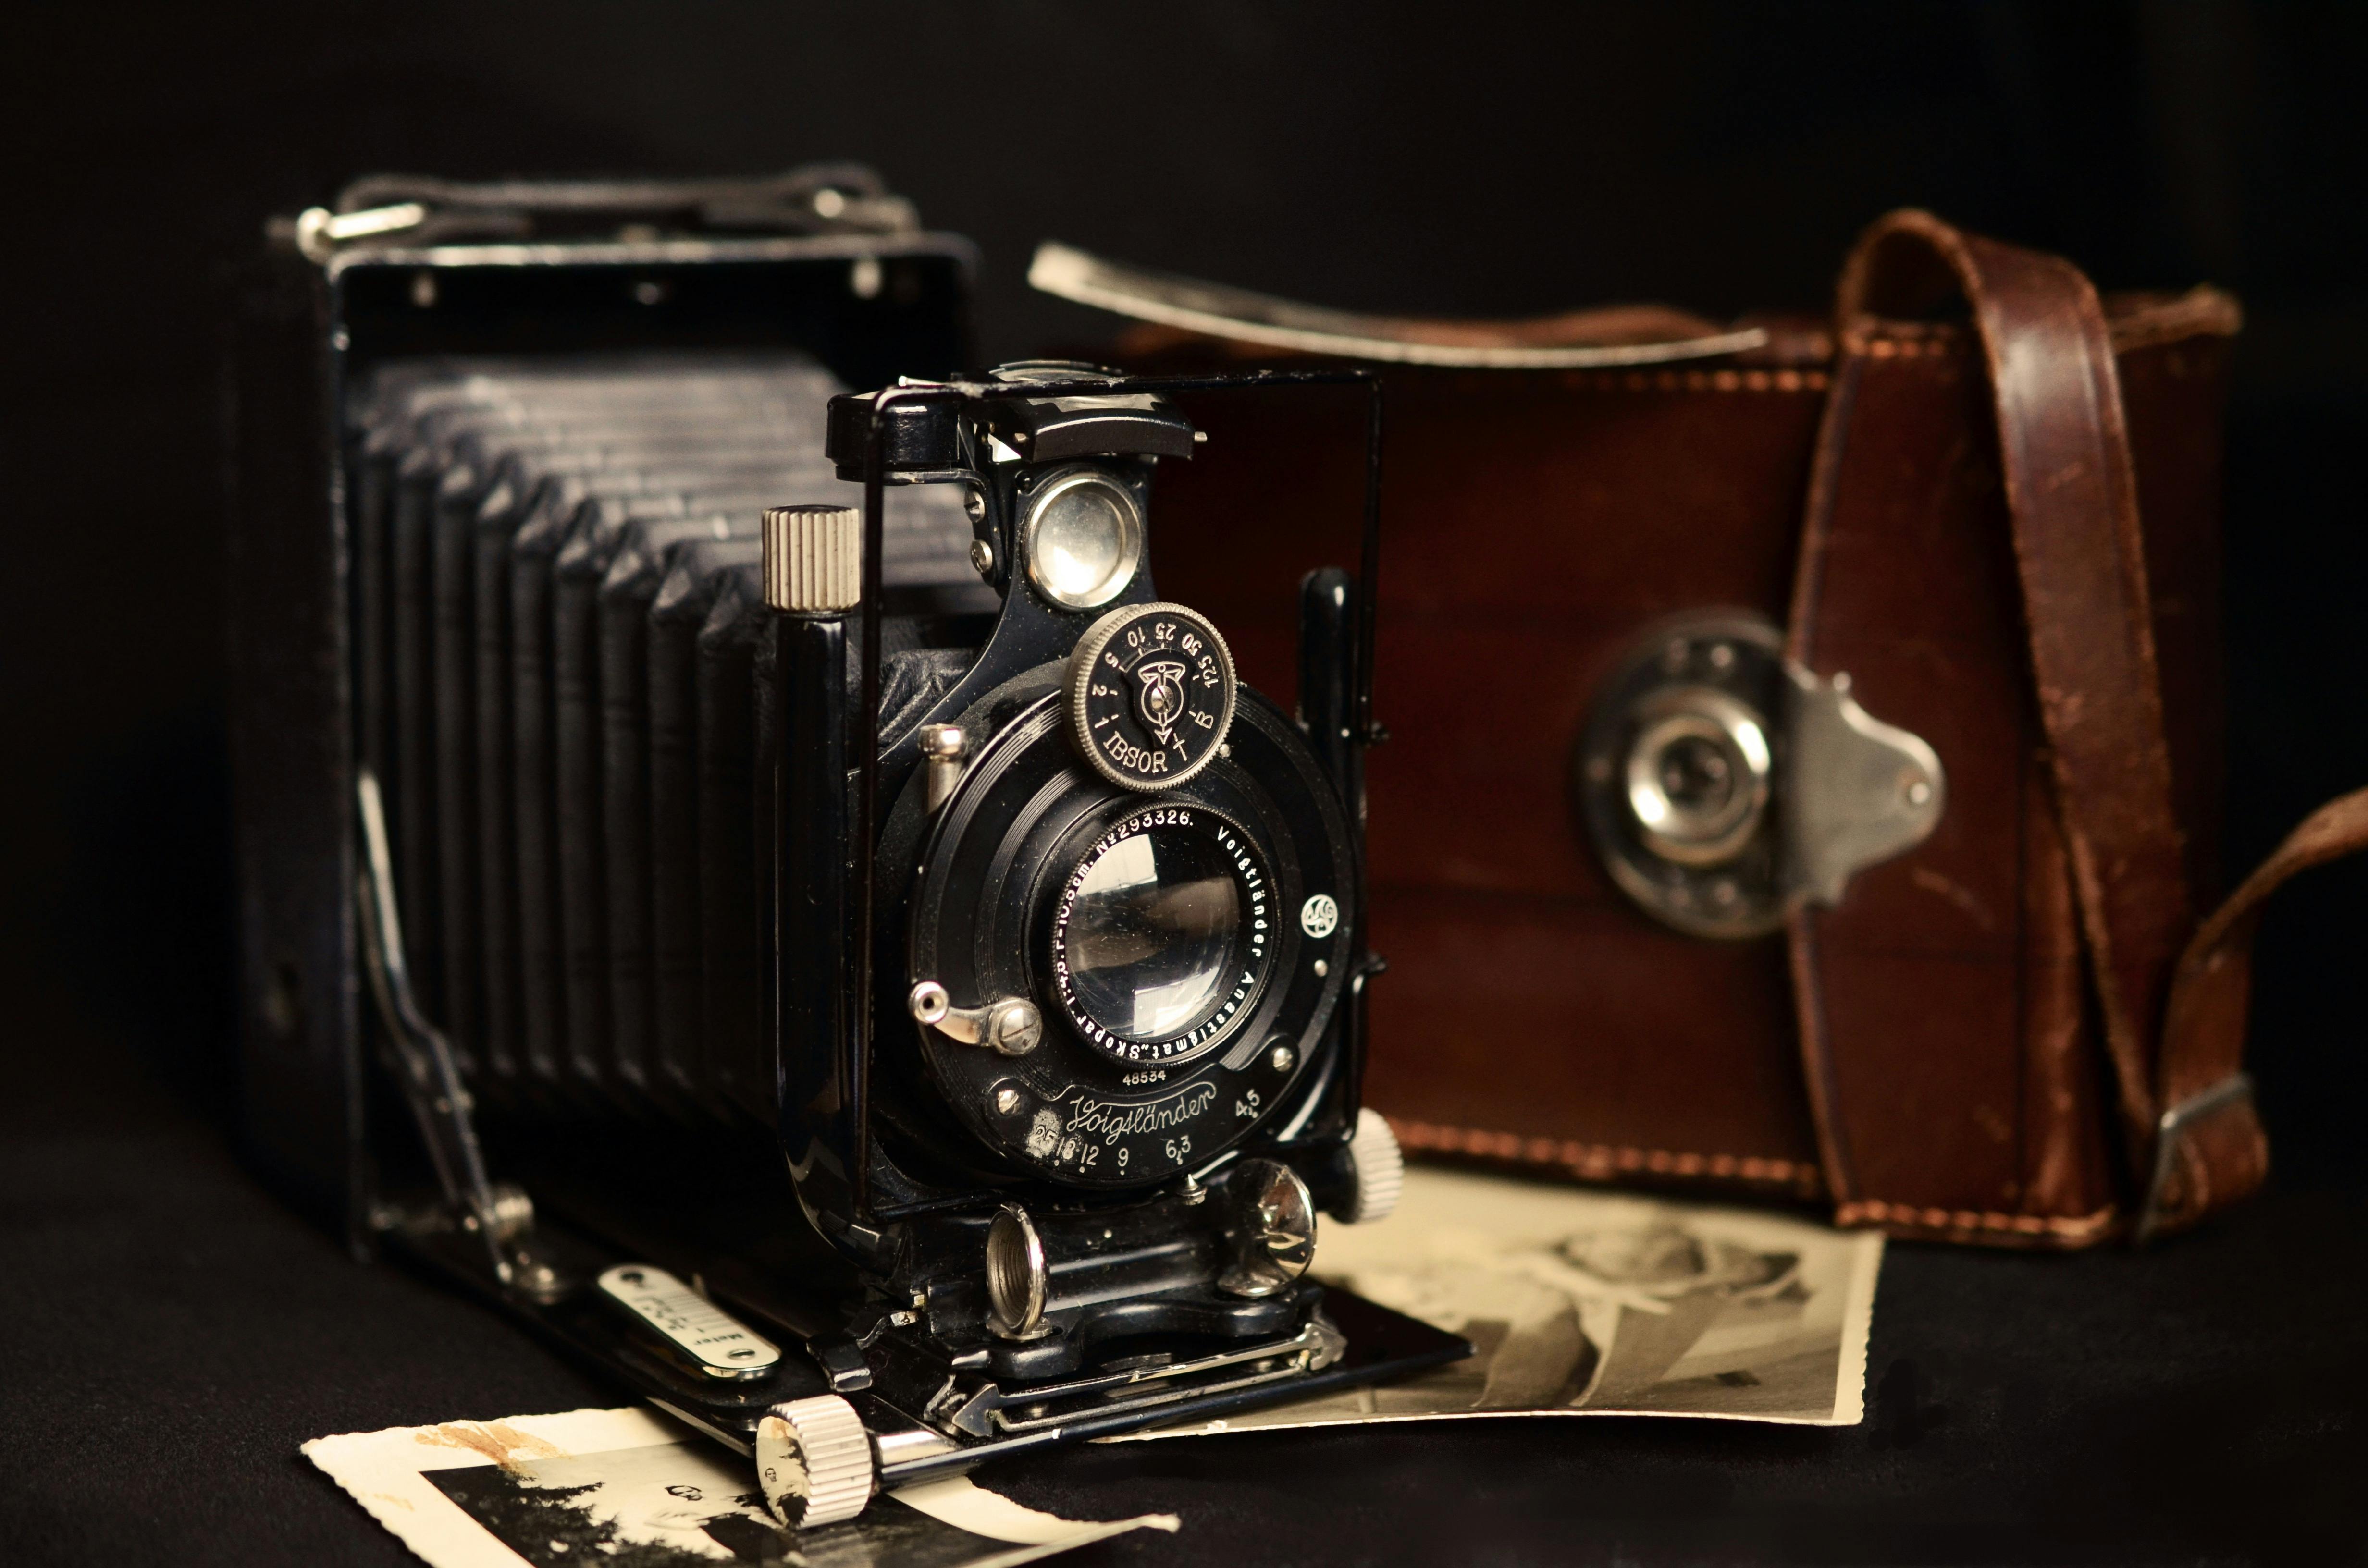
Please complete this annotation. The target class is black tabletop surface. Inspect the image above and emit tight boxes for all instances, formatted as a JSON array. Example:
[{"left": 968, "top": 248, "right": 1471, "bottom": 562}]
[{"left": 3, "top": 981, "right": 2359, "bottom": 1568}]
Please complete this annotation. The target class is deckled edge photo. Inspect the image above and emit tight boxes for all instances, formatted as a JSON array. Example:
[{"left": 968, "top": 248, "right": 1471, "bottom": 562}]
[
  {"left": 1115, "top": 1168, "right": 1886, "bottom": 1440},
  {"left": 304, "top": 1405, "right": 1175, "bottom": 1568}
]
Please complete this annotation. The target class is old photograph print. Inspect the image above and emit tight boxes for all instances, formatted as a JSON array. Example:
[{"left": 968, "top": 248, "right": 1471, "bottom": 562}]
[
  {"left": 1131, "top": 1165, "right": 1884, "bottom": 1438},
  {"left": 424, "top": 1439, "right": 1002, "bottom": 1568},
  {"left": 305, "top": 1406, "right": 1172, "bottom": 1568}
]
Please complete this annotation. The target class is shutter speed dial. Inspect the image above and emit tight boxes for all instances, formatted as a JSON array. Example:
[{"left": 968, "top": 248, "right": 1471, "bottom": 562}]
[{"left": 1066, "top": 602, "right": 1237, "bottom": 791}]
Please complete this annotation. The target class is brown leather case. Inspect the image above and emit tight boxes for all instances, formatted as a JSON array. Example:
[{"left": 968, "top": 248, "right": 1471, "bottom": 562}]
[{"left": 1091, "top": 211, "right": 2365, "bottom": 1246}]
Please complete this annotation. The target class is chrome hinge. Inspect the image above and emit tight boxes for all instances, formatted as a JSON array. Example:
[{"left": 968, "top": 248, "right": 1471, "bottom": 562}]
[{"left": 2134, "top": 1074, "right": 2256, "bottom": 1245}]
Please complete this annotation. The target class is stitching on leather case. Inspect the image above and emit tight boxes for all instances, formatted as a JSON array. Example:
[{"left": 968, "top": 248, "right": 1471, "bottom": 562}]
[
  {"left": 1389, "top": 1117, "right": 2121, "bottom": 1242},
  {"left": 1387, "top": 1116, "right": 1827, "bottom": 1198},
  {"left": 1862, "top": 336, "right": 1958, "bottom": 359},
  {"left": 1834, "top": 1198, "right": 2119, "bottom": 1243},
  {"left": 1578, "top": 368, "right": 1830, "bottom": 395},
  {"left": 1850, "top": 299, "right": 2237, "bottom": 358}
]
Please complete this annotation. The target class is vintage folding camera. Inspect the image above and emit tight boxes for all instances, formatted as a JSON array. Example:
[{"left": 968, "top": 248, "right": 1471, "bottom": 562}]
[{"left": 229, "top": 170, "right": 1463, "bottom": 1528}]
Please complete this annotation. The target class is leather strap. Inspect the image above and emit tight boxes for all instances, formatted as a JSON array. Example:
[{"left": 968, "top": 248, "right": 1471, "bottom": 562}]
[
  {"left": 2142, "top": 787, "right": 2368, "bottom": 1233},
  {"left": 1790, "top": 212, "right": 2273, "bottom": 1241},
  {"left": 1850, "top": 209, "right": 2199, "bottom": 1141}
]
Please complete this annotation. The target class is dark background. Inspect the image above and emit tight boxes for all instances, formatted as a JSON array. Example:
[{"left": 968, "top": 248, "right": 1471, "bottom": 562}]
[{"left": 2, "top": 3, "right": 2361, "bottom": 1563}]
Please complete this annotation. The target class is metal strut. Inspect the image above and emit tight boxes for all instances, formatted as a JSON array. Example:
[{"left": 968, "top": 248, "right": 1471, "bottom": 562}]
[{"left": 353, "top": 767, "right": 527, "bottom": 1288}]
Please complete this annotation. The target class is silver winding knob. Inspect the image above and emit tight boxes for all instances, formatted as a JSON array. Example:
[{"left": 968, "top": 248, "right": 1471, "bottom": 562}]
[
  {"left": 1337, "top": 1107, "right": 1405, "bottom": 1225},
  {"left": 756, "top": 1394, "right": 874, "bottom": 1529}
]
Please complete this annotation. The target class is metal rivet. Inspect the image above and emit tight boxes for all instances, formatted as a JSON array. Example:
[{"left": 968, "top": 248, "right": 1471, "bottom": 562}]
[
  {"left": 1906, "top": 777, "right": 1933, "bottom": 807},
  {"left": 1270, "top": 1043, "right": 1295, "bottom": 1073},
  {"left": 1312, "top": 959, "right": 1329, "bottom": 978},
  {"left": 1708, "top": 643, "right": 1735, "bottom": 670}
]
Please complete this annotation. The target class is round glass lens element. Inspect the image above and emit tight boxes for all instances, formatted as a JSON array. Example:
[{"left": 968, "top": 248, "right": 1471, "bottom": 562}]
[
  {"left": 1058, "top": 823, "right": 1246, "bottom": 1051},
  {"left": 1024, "top": 471, "right": 1141, "bottom": 609}
]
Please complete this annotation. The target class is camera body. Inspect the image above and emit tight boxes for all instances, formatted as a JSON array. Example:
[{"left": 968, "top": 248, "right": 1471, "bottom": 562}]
[
  {"left": 770, "top": 369, "right": 1378, "bottom": 1365},
  {"left": 232, "top": 171, "right": 1462, "bottom": 1525}
]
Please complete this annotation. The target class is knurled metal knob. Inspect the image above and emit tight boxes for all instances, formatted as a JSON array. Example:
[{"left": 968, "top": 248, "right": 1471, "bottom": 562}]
[
  {"left": 763, "top": 505, "right": 863, "bottom": 613},
  {"left": 756, "top": 1394, "right": 875, "bottom": 1528},
  {"left": 1339, "top": 1107, "right": 1405, "bottom": 1225}
]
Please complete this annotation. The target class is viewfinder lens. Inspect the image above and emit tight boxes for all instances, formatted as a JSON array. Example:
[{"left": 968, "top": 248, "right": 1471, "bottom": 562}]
[{"left": 1024, "top": 471, "right": 1141, "bottom": 608}]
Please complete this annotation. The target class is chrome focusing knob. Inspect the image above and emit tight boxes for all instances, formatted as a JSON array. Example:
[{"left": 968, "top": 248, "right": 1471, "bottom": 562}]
[
  {"left": 1336, "top": 1107, "right": 1405, "bottom": 1225},
  {"left": 756, "top": 1394, "right": 875, "bottom": 1529},
  {"left": 1217, "top": 1159, "right": 1318, "bottom": 1298}
]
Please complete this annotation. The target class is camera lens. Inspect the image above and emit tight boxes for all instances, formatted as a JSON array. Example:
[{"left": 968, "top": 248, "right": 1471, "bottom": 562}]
[
  {"left": 1059, "top": 823, "right": 1244, "bottom": 1046},
  {"left": 1023, "top": 470, "right": 1142, "bottom": 609}
]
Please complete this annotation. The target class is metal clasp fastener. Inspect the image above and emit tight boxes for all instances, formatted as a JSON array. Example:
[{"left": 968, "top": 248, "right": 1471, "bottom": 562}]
[
  {"left": 1577, "top": 610, "right": 1946, "bottom": 937},
  {"left": 2134, "top": 1073, "right": 2256, "bottom": 1245},
  {"left": 1779, "top": 666, "right": 1945, "bottom": 908}
]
